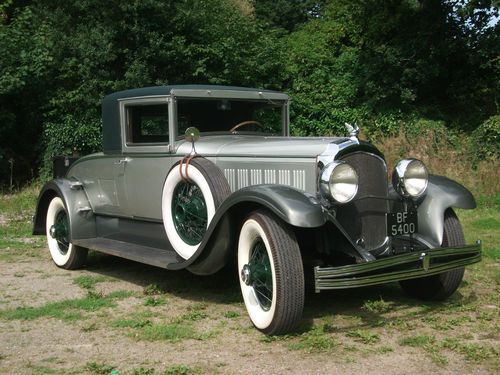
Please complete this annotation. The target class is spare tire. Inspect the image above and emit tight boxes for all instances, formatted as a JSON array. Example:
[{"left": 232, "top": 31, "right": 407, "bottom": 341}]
[{"left": 162, "top": 158, "right": 231, "bottom": 259}]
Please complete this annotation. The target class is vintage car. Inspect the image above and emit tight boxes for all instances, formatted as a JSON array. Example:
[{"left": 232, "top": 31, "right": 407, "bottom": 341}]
[{"left": 33, "top": 85, "right": 482, "bottom": 334}]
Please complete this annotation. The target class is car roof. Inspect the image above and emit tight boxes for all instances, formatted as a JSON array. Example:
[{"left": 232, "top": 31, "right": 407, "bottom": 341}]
[{"left": 103, "top": 85, "right": 288, "bottom": 103}]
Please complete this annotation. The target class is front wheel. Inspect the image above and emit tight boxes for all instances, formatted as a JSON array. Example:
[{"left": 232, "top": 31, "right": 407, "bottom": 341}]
[
  {"left": 46, "top": 196, "right": 87, "bottom": 269},
  {"left": 400, "top": 209, "right": 465, "bottom": 300},
  {"left": 238, "top": 210, "right": 304, "bottom": 335}
]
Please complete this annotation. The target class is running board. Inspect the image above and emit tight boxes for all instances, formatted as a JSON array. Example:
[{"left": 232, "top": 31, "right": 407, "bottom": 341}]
[{"left": 73, "top": 238, "right": 183, "bottom": 269}]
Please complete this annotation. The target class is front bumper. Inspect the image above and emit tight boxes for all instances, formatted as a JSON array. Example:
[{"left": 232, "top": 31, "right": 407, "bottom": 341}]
[{"left": 314, "top": 241, "right": 482, "bottom": 292}]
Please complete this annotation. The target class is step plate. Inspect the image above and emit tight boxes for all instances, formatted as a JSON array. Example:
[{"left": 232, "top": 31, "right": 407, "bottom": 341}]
[{"left": 73, "top": 238, "right": 182, "bottom": 269}]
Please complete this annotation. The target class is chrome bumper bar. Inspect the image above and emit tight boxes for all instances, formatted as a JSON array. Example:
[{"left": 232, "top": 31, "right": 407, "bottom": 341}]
[{"left": 314, "top": 241, "right": 482, "bottom": 292}]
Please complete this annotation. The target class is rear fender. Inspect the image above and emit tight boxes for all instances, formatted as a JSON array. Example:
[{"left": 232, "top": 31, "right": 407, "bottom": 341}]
[
  {"left": 417, "top": 175, "right": 476, "bottom": 247},
  {"left": 32, "top": 178, "right": 96, "bottom": 240}
]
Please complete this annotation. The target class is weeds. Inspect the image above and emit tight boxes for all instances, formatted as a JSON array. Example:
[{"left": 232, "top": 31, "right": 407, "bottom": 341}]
[
  {"left": 346, "top": 329, "right": 380, "bottom": 344},
  {"left": 113, "top": 318, "right": 152, "bottom": 329},
  {"left": 362, "top": 298, "right": 392, "bottom": 314},
  {"left": 223, "top": 311, "right": 240, "bottom": 318},
  {"left": 73, "top": 275, "right": 108, "bottom": 290},
  {"left": 144, "top": 296, "right": 165, "bottom": 307},
  {"left": 143, "top": 284, "right": 163, "bottom": 296},
  {"left": 85, "top": 361, "right": 116, "bottom": 375}
]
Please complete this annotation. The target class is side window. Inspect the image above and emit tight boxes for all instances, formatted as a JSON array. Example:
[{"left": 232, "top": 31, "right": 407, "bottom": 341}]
[{"left": 126, "top": 104, "right": 169, "bottom": 144}]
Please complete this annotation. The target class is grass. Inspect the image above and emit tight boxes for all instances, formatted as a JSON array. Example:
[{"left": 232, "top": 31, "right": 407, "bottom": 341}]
[
  {"left": 346, "top": 329, "right": 380, "bottom": 344},
  {"left": 0, "top": 290, "right": 131, "bottom": 321},
  {"left": 144, "top": 296, "right": 166, "bottom": 307},
  {"left": 85, "top": 361, "right": 117, "bottom": 375},
  {"left": 361, "top": 298, "right": 392, "bottom": 313},
  {"left": 138, "top": 323, "right": 197, "bottom": 342},
  {"left": 223, "top": 310, "right": 240, "bottom": 318},
  {"left": 73, "top": 275, "right": 108, "bottom": 290}
]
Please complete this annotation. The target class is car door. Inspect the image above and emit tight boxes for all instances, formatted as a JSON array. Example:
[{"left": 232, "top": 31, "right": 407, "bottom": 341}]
[{"left": 117, "top": 96, "right": 176, "bottom": 220}]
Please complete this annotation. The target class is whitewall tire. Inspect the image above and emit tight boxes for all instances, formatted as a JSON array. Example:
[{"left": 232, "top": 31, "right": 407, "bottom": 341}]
[
  {"left": 238, "top": 210, "right": 304, "bottom": 335},
  {"left": 46, "top": 196, "right": 87, "bottom": 269}
]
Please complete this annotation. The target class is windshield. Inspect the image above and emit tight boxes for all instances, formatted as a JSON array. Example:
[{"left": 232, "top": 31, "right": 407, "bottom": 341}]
[{"left": 176, "top": 98, "right": 285, "bottom": 137}]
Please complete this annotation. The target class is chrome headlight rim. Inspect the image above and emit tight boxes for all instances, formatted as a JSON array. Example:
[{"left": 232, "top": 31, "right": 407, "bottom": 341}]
[
  {"left": 319, "top": 161, "right": 359, "bottom": 204},
  {"left": 392, "top": 158, "right": 429, "bottom": 198}
]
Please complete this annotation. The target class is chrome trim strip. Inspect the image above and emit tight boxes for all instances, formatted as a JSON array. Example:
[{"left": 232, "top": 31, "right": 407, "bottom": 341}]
[{"left": 314, "top": 242, "right": 481, "bottom": 292}]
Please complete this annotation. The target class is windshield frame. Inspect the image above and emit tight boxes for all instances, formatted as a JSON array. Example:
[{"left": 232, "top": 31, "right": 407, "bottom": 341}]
[{"left": 169, "top": 89, "right": 290, "bottom": 143}]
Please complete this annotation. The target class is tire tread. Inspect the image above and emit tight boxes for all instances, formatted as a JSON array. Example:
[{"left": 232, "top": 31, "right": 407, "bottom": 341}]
[{"left": 250, "top": 210, "right": 305, "bottom": 335}]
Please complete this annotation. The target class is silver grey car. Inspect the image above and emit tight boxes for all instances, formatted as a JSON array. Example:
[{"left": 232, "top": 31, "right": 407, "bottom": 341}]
[{"left": 33, "top": 85, "right": 482, "bottom": 334}]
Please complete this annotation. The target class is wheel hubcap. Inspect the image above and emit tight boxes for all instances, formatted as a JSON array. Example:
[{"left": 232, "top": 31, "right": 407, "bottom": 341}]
[
  {"left": 242, "top": 240, "right": 273, "bottom": 311},
  {"left": 172, "top": 181, "right": 207, "bottom": 245},
  {"left": 241, "top": 264, "right": 251, "bottom": 285},
  {"left": 50, "top": 211, "right": 69, "bottom": 254}
]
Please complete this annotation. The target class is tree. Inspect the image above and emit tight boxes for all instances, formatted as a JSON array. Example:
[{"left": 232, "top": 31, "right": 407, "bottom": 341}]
[
  {"left": 253, "top": 0, "right": 324, "bottom": 32},
  {"left": 0, "top": 0, "right": 284, "bottom": 183}
]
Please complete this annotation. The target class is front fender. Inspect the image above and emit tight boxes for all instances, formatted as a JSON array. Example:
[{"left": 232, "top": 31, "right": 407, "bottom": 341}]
[
  {"left": 172, "top": 185, "right": 327, "bottom": 274},
  {"left": 219, "top": 185, "right": 326, "bottom": 228},
  {"left": 32, "top": 178, "right": 96, "bottom": 240},
  {"left": 417, "top": 175, "right": 476, "bottom": 247}
]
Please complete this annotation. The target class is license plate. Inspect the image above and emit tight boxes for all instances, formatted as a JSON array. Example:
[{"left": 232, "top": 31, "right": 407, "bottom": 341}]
[{"left": 387, "top": 211, "right": 418, "bottom": 236}]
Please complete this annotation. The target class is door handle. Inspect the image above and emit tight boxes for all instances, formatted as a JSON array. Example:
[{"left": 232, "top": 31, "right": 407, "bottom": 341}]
[{"left": 114, "top": 158, "right": 130, "bottom": 165}]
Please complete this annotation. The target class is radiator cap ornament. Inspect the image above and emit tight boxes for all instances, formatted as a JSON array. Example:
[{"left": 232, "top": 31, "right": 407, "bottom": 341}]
[{"left": 345, "top": 122, "right": 359, "bottom": 140}]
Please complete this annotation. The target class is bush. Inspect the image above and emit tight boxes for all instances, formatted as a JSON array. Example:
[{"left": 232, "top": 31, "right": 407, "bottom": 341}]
[
  {"left": 471, "top": 115, "right": 500, "bottom": 161},
  {"left": 40, "top": 115, "right": 102, "bottom": 179}
]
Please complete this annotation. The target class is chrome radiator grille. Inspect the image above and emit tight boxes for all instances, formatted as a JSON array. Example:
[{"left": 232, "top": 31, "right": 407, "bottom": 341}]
[{"left": 336, "top": 152, "right": 389, "bottom": 251}]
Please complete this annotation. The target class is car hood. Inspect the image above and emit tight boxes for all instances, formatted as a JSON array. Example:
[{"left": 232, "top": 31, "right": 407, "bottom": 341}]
[{"left": 175, "top": 135, "right": 351, "bottom": 158}]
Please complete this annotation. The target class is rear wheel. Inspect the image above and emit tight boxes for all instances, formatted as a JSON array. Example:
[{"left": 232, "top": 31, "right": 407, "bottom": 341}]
[
  {"left": 238, "top": 210, "right": 304, "bottom": 335},
  {"left": 46, "top": 197, "right": 87, "bottom": 269},
  {"left": 400, "top": 209, "right": 465, "bottom": 300}
]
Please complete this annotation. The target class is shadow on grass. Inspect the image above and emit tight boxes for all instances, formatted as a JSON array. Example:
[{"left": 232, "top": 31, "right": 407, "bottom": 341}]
[
  {"left": 83, "top": 251, "right": 477, "bottom": 334},
  {"left": 84, "top": 251, "right": 242, "bottom": 304}
]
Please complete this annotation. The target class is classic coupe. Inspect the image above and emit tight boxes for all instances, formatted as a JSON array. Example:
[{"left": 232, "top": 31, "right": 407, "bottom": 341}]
[{"left": 33, "top": 85, "right": 482, "bottom": 334}]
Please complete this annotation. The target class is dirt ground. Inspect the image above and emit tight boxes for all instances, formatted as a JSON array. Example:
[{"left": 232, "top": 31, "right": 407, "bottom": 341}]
[{"left": 0, "top": 245, "right": 498, "bottom": 375}]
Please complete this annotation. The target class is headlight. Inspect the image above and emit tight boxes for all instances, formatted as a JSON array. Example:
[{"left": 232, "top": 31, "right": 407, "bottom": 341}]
[
  {"left": 392, "top": 159, "right": 428, "bottom": 198},
  {"left": 320, "top": 162, "right": 358, "bottom": 203}
]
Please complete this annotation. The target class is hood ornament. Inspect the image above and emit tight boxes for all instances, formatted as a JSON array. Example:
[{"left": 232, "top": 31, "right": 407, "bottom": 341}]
[{"left": 345, "top": 122, "right": 359, "bottom": 139}]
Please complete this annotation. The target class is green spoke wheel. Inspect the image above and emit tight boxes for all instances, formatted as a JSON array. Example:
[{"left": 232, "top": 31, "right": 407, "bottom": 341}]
[
  {"left": 52, "top": 210, "right": 70, "bottom": 254},
  {"left": 172, "top": 181, "right": 208, "bottom": 245},
  {"left": 238, "top": 210, "right": 304, "bottom": 335},
  {"left": 247, "top": 240, "right": 273, "bottom": 310},
  {"left": 46, "top": 197, "right": 87, "bottom": 269},
  {"left": 162, "top": 158, "right": 231, "bottom": 260}
]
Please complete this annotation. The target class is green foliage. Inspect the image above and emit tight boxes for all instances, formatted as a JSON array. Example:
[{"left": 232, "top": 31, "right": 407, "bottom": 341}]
[
  {"left": 0, "top": 0, "right": 498, "bottom": 184},
  {"left": 254, "top": 0, "right": 324, "bottom": 32},
  {"left": 471, "top": 115, "right": 500, "bottom": 160},
  {"left": 40, "top": 114, "right": 102, "bottom": 179}
]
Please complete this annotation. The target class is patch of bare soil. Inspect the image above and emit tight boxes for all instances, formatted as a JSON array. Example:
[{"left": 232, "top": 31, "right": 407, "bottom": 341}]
[{"left": 0, "top": 249, "right": 497, "bottom": 375}]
